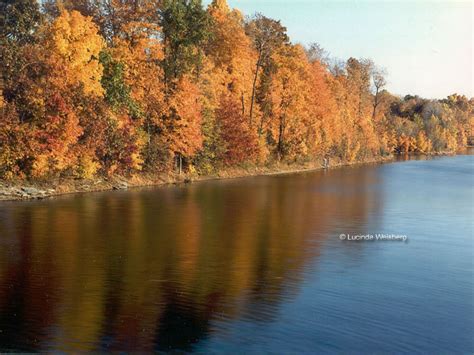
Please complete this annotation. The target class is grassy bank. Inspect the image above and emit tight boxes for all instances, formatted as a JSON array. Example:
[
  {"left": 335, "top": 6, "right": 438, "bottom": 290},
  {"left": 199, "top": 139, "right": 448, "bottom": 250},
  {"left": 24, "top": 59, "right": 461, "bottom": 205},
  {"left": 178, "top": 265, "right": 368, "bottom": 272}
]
[{"left": 0, "top": 155, "right": 397, "bottom": 202}]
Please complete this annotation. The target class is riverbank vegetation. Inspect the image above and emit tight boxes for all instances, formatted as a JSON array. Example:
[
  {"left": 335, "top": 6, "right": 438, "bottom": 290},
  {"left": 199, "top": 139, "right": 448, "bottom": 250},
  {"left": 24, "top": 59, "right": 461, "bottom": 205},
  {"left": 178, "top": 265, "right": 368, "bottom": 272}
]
[{"left": 1, "top": 0, "right": 473, "bottom": 181}]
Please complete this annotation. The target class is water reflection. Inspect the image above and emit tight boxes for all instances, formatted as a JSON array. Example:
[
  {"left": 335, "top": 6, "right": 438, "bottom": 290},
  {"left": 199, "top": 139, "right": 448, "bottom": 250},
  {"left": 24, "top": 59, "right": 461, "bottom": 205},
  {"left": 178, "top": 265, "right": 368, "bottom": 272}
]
[{"left": 0, "top": 166, "right": 383, "bottom": 351}]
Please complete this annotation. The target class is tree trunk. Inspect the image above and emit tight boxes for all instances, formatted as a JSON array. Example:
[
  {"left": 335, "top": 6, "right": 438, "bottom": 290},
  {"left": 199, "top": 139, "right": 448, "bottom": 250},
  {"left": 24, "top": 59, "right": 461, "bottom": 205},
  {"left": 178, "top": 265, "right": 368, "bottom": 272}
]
[
  {"left": 259, "top": 115, "right": 264, "bottom": 137},
  {"left": 249, "top": 52, "right": 262, "bottom": 126},
  {"left": 372, "top": 87, "right": 380, "bottom": 120},
  {"left": 277, "top": 115, "right": 285, "bottom": 159}
]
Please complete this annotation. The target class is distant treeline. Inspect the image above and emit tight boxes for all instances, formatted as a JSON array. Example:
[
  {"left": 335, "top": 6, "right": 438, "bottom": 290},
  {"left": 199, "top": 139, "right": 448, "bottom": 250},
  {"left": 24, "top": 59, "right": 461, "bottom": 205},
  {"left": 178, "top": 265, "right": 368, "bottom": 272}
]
[{"left": 1, "top": 0, "right": 473, "bottom": 179}]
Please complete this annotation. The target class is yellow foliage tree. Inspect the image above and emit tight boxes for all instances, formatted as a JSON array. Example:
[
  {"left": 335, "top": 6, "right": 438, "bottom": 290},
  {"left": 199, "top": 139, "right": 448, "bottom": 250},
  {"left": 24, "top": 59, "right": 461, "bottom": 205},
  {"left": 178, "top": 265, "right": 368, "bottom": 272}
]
[
  {"left": 47, "top": 10, "right": 105, "bottom": 96},
  {"left": 167, "top": 76, "right": 203, "bottom": 159},
  {"left": 205, "top": 0, "right": 257, "bottom": 114},
  {"left": 270, "top": 45, "right": 319, "bottom": 159},
  {"left": 416, "top": 131, "right": 432, "bottom": 153}
]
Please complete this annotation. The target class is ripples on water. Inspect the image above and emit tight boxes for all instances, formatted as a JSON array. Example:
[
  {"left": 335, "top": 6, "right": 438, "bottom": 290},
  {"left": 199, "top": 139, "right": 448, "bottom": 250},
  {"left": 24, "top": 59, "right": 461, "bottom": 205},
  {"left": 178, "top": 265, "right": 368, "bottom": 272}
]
[{"left": 0, "top": 154, "right": 472, "bottom": 352}]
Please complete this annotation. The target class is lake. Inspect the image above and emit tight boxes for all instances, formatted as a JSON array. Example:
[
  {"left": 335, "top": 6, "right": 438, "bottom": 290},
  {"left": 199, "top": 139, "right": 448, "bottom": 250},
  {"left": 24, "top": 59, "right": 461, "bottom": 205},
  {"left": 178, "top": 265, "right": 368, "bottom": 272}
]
[{"left": 0, "top": 154, "right": 472, "bottom": 352}]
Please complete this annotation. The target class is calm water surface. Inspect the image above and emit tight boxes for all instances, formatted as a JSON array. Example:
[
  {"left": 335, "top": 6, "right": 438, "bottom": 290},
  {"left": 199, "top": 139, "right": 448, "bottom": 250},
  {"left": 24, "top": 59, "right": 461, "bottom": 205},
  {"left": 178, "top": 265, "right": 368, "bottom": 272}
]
[{"left": 0, "top": 155, "right": 473, "bottom": 352}]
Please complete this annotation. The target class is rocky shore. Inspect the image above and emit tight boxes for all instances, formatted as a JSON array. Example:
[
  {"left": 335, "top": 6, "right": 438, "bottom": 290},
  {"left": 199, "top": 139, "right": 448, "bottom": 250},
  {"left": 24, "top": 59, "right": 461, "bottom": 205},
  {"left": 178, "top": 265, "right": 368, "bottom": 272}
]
[
  {"left": 0, "top": 178, "right": 131, "bottom": 201},
  {"left": 0, "top": 156, "right": 400, "bottom": 202}
]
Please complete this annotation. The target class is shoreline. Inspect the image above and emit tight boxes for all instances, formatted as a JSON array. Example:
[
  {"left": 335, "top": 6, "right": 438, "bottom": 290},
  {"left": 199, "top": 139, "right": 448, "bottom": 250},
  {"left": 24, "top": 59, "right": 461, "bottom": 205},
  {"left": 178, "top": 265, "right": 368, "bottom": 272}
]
[{"left": 0, "top": 151, "right": 463, "bottom": 202}]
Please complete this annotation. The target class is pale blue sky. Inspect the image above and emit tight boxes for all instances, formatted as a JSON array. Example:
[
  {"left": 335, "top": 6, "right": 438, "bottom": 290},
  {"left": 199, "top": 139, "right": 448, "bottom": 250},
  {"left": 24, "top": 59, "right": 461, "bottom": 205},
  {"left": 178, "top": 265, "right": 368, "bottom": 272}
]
[{"left": 204, "top": 0, "right": 473, "bottom": 99}]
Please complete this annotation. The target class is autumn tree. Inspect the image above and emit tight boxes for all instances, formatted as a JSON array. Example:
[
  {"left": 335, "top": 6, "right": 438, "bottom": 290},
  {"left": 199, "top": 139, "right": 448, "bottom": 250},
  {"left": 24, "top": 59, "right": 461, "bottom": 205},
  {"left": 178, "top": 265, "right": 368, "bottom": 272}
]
[
  {"left": 43, "top": 9, "right": 144, "bottom": 176},
  {"left": 265, "top": 45, "right": 319, "bottom": 159},
  {"left": 47, "top": 10, "right": 104, "bottom": 95},
  {"left": 245, "top": 13, "right": 288, "bottom": 126},
  {"left": 343, "top": 58, "right": 380, "bottom": 157},
  {"left": 30, "top": 93, "right": 83, "bottom": 177},
  {"left": 41, "top": 10, "right": 107, "bottom": 176},
  {"left": 205, "top": 0, "right": 256, "bottom": 113},
  {"left": 216, "top": 96, "right": 260, "bottom": 165},
  {"left": 100, "top": 17, "right": 166, "bottom": 174},
  {"left": 346, "top": 58, "right": 373, "bottom": 119},
  {"left": 0, "top": 103, "right": 32, "bottom": 178},
  {"left": 198, "top": 0, "right": 263, "bottom": 167},
  {"left": 306, "top": 49, "right": 339, "bottom": 156},
  {"left": 41, "top": 0, "right": 160, "bottom": 44},
  {"left": 166, "top": 77, "right": 203, "bottom": 172},
  {"left": 416, "top": 130, "right": 432, "bottom": 153},
  {"left": 0, "top": 1, "right": 47, "bottom": 178}
]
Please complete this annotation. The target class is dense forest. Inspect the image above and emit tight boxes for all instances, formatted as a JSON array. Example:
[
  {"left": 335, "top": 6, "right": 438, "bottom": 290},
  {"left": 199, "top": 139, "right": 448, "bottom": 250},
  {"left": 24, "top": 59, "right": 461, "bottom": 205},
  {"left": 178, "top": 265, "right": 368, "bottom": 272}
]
[{"left": 1, "top": 0, "right": 473, "bottom": 180}]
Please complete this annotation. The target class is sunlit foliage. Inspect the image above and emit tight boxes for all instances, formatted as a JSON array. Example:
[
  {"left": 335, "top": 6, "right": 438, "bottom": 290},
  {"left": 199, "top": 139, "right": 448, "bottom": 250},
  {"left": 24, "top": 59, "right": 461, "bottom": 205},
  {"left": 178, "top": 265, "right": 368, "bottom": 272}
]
[{"left": 0, "top": 0, "right": 471, "bottom": 180}]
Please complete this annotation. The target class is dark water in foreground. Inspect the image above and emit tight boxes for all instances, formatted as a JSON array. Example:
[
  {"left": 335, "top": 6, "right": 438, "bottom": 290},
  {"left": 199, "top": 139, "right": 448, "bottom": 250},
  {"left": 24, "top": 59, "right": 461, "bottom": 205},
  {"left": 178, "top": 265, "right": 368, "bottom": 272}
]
[{"left": 0, "top": 155, "right": 473, "bottom": 352}]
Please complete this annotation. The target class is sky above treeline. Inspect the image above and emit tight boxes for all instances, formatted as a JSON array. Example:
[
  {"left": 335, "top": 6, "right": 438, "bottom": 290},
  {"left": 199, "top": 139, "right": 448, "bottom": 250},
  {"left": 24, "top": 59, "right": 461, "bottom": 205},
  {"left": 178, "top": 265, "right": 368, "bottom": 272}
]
[{"left": 203, "top": 0, "right": 473, "bottom": 99}]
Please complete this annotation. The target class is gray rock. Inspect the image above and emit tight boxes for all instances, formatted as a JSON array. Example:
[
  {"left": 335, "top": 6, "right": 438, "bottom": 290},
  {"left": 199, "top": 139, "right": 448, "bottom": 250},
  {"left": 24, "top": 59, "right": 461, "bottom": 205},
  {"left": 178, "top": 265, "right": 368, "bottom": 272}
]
[
  {"left": 21, "top": 187, "right": 41, "bottom": 195},
  {"left": 20, "top": 187, "right": 47, "bottom": 196},
  {"left": 113, "top": 182, "right": 128, "bottom": 190}
]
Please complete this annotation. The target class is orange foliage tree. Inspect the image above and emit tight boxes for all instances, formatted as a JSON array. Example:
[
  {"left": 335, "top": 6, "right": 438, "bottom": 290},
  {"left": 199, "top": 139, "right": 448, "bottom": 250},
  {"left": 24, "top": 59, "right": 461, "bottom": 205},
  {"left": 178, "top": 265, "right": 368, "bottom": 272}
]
[{"left": 216, "top": 96, "right": 260, "bottom": 165}]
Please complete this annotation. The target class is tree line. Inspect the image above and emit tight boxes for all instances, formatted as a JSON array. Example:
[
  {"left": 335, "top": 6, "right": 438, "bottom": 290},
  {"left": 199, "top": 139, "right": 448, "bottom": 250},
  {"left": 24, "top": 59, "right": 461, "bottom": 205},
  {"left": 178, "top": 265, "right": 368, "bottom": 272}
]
[{"left": 1, "top": 0, "right": 472, "bottom": 179}]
